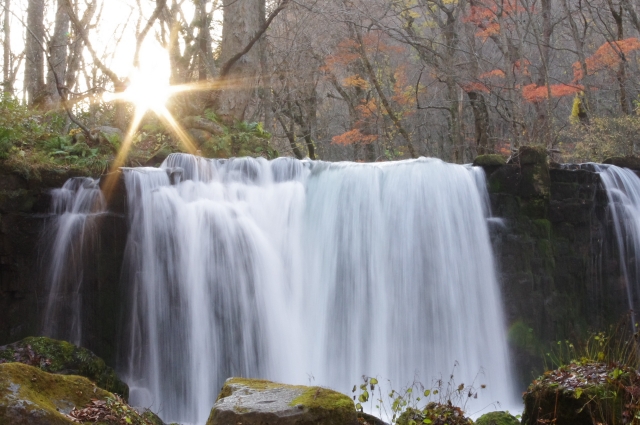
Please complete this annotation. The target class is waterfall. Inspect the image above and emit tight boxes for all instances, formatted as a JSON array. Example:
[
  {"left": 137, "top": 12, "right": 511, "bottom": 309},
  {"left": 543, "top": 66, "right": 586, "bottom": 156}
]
[
  {"left": 594, "top": 164, "right": 640, "bottom": 326},
  {"left": 117, "top": 154, "right": 516, "bottom": 424},
  {"left": 42, "top": 177, "right": 106, "bottom": 345}
]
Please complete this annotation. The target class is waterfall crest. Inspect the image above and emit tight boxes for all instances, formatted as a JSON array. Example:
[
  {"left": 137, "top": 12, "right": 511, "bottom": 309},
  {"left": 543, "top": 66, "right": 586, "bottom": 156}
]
[{"left": 118, "top": 154, "right": 515, "bottom": 424}]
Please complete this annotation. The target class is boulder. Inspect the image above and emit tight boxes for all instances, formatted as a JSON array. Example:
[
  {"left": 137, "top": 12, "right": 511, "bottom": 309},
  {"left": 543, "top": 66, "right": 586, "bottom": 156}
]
[
  {"left": 475, "top": 411, "right": 520, "bottom": 425},
  {"left": 603, "top": 156, "right": 640, "bottom": 170},
  {"left": 0, "top": 336, "right": 128, "bottom": 400},
  {"left": 207, "top": 377, "right": 357, "bottom": 425},
  {"left": 522, "top": 362, "right": 640, "bottom": 425},
  {"left": 0, "top": 361, "right": 112, "bottom": 424}
]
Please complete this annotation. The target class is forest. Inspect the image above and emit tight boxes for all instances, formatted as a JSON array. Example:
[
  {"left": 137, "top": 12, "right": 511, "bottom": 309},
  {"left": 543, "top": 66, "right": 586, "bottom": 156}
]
[{"left": 1, "top": 0, "right": 640, "bottom": 170}]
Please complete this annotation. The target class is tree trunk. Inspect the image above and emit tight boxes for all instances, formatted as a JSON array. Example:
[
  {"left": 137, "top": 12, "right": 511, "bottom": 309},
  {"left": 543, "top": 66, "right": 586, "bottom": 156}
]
[
  {"left": 25, "top": 0, "right": 46, "bottom": 106},
  {"left": 467, "top": 91, "right": 490, "bottom": 155},
  {"left": 47, "top": 0, "right": 70, "bottom": 105},
  {"left": 196, "top": 0, "right": 214, "bottom": 81},
  {"left": 214, "top": 0, "right": 262, "bottom": 124},
  {"left": 3, "top": 0, "right": 11, "bottom": 94}
]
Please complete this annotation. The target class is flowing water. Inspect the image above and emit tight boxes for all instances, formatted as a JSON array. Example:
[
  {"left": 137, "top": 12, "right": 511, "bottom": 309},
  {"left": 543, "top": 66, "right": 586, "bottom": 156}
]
[
  {"left": 594, "top": 164, "right": 640, "bottom": 326},
  {"left": 40, "top": 155, "right": 517, "bottom": 423},
  {"left": 116, "top": 154, "right": 516, "bottom": 424},
  {"left": 42, "top": 177, "right": 106, "bottom": 345}
]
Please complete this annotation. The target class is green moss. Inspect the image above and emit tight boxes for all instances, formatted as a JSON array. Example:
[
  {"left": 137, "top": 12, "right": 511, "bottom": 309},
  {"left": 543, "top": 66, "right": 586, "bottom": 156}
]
[
  {"left": 475, "top": 411, "right": 520, "bottom": 425},
  {"left": 473, "top": 154, "right": 507, "bottom": 167},
  {"left": 533, "top": 219, "right": 551, "bottom": 239},
  {"left": 289, "top": 386, "right": 355, "bottom": 411},
  {"left": 0, "top": 337, "right": 129, "bottom": 400},
  {"left": 0, "top": 362, "right": 113, "bottom": 425},
  {"left": 519, "top": 145, "right": 548, "bottom": 165},
  {"left": 508, "top": 320, "right": 541, "bottom": 354},
  {"left": 217, "top": 377, "right": 282, "bottom": 401}
]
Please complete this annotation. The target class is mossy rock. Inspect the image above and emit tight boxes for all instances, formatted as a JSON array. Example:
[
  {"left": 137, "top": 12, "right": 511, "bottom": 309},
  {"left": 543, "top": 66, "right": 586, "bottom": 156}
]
[
  {"left": 475, "top": 411, "right": 520, "bottom": 425},
  {"left": 603, "top": 156, "right": 640, "bottom": 170},
  {"left": 522, "top": 362, "right": 639, "bottom": 425},
  {"left": 0, "top": 336, "right": 128, "bottom": 400},
  {"left": 0, "top": 361, "right": 113, "bottom": 424},
  {"left": 473, "top": 154, "right": 507, "bottom": 167},
  {"left": 207, "top": 377, "right": 357, "bottom": 425},
  {"left": 517, "top": 146, "right": 548, "bottom": 165}
]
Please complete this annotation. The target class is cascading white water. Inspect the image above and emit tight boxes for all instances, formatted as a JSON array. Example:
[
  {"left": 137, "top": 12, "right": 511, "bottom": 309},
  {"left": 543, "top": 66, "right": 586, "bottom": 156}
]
[
  {"left": 594, "top": 164, "right": 640, "bottom": 326},
  {"left": 120, "top": 153, "right": 516, "bottom": 424},
  {"left": 42, "top": 177, "right": 106, "bottom": 345}
]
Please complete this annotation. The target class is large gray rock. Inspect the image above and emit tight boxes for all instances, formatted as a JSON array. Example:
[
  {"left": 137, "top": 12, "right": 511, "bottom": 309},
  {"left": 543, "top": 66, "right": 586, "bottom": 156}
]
[{"left": 207, "top": 378, "right": 357, "bottom": 425}]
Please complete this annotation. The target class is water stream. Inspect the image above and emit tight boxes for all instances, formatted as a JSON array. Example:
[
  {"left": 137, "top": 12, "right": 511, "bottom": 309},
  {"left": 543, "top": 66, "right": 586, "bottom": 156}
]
[
  {"left": 43, "top": 154, "right": 518, "bottom": 424},
  {"left": 594, "top": 164, "right": 640, "bottom": 327},
  {"left": 118, "top": 154, "right": 516, "bottom": 423}
]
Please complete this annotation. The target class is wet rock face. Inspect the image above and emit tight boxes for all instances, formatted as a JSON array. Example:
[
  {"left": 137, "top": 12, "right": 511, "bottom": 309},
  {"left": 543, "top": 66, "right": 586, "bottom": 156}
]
[
  {"left": 0, "top": 166, "right": 127, "bottom": 368},
  {"left": 480, "top": 148, "right": 632, "bottom": 391},
  {"left": 0, "top": 362, "right": 113, "bottom": 425},
  {"left": 207, "top": 378, "right": 357, "bottom": 425}
]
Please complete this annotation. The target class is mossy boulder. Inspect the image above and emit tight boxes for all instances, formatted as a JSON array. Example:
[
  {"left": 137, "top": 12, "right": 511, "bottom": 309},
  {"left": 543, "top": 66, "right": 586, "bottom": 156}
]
[
  {"left": 475, "top": 411, "right": 520, "bottom": 425},
  {"left": 522, "top": 362, "right": 640, "bottom": 425},
  {"left": 0, "top": 336, "right": 128, "bottom": 400},
  {"left": 0, "top": 361, "right": 112, "bottom": 424},
  {"left": 517, "top": 146, "right": 548, "bottom": 165},
  {"left": 473, "top": 154, "right": 507, "bottom": 167},
  {"left": 603, "top": 156, "right": 640, "bottom": 170},
  {"left": 207, "top": 377, "right": 357, "bottom": 425}
]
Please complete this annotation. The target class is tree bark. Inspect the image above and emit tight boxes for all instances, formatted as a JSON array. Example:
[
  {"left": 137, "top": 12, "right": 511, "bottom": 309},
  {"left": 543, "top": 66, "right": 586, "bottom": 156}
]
[
  {"left": 467, "top": 91, "right": 490, "bottom": 155},
  {"left": 214, "top": 0, "right": 263, "bottom": 123},
  {"left": 47, "top": 0, "right": 70, "bottom": 105},
  {"left": 3, "top": 0, "right": 11, "bottom": 94},
  {"left": 25, "top": 0, "right": 46, "bottom": 106}
]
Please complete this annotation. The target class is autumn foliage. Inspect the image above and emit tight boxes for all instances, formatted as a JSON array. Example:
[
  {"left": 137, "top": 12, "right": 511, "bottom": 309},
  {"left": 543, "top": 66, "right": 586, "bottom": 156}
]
[
  {"left": 573, "top": 38, "right": 640, "bottom": 82},
  {"left": 522, "top": 83, "right": 584, "bottom": 103},
  {"left": 464, "top": 0, "right": 527, "bottom": 39}
]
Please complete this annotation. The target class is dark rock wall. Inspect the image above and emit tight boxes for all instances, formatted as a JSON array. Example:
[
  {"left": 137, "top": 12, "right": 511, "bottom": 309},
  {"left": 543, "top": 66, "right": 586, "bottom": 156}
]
[
  {"left": 0, "top": 165, "right": 127, "bottom": 366},
  {"left": 479, "top": 148, "right": 631, "bottom": 390}
]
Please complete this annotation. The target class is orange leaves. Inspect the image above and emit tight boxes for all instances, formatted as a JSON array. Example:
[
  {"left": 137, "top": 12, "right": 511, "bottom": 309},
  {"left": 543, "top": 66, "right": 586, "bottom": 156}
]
[
  {"left": 464, "top": 0, "right": 527, "bottom": 39},
  {"left": 332, "top": 129, "right": 377, "bottom": 145},
  {"left": 479, "top": 69, "right": 506, "bottom": 79},
  {"left": 573, "top": 38, "right": 640, "bottom": 82},
  {"left": 522, "top": 83, "right": 583, "bottom": 103},
  {"left": 343, "top": 75, "right": 369, "bottom": 89}
]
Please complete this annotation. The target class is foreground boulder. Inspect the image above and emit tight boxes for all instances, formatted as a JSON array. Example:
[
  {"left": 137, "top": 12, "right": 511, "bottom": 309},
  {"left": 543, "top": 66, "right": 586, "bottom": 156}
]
[
  {"left": 522, "top": 361, "right": 640, "bottom": 425},
  {"left": 0, "top": 362, "right": 167, "bottom": 425},
  {"left": 0, "top": 362, "right": 112, "bottom": 424},
  {"left": 207, "top": 378, "right": 357, "bottom": 425},
  {"left": 0, "top": 336, "right": 128, "bottom": 399}
]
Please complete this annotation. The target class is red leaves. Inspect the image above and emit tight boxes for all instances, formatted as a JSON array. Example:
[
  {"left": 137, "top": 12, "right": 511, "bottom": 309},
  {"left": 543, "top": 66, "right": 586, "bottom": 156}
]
[
  {"left": 573, "top": 38, "right": 640, "bottom": 82},
  {"left": 522, "top": 83, "right": 583, "bottom": 103},
  {"left": 332, "top": 129, "right": 377, "bottom": 146}
]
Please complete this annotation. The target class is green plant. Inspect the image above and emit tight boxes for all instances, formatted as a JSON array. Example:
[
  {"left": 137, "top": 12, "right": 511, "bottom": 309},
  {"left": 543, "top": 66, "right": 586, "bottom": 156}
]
[{"left": 353, "top": 364, "right": 483, "bottom": 425}]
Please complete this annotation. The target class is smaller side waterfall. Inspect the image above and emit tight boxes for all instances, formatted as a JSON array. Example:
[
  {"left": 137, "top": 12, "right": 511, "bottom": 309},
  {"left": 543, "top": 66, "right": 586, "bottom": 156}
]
[
  {"left": 595, "top": 164, "right": 640, "bottom": 325},
  {"left": 42, "top": 177, "right": 106, "bottom": 345}
]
